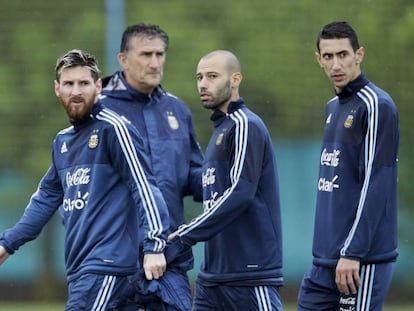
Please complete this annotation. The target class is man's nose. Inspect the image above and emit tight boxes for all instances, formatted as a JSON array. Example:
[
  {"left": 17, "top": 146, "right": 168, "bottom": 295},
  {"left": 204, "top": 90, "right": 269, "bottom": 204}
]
[
  {"left": 332, "top": 56, "right": 341, "bottom": 70},
  {"left": 71, "top": 83, "right": 82, "bottom": 95}
]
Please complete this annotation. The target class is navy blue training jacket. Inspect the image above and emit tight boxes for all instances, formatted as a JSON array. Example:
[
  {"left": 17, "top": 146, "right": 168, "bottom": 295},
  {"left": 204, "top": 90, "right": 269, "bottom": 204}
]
[
  {"left": 100, "top": 72, "right": 203, "bottom": 228},
  {"left": 313, "top": 73, "right": 399, "bottom": 267},
  {"left": 0, "top": 103, "right": 169, "bottom": 281},
  {"left": 176, "top": 99, "right": 284, "bottom": 286},
  {"left": 100, "top": 72, "right": 204, "bottom": 270}
]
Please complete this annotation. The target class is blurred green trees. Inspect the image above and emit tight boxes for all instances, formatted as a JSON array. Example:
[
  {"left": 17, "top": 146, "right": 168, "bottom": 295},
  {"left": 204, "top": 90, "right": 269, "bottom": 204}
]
[{"left": 1, "top": 0, "right": 412, "bottom": 210}]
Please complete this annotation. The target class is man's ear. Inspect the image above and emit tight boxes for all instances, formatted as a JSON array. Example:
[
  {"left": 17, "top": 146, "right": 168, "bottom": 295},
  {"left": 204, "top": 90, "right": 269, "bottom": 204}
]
[
  {"left": 315, "top": 52, "right": 323, "bottom": 68},
  {"left": 231, "top": 72, "right": 242, "bottom": 88},
  {"left": 355, "top": 46, "right": 365, "bottom": 65},
  {"left": 96, "top": 78, "right": 103, "bottom": 94},
  {"left": 117, "top": 52, "right": 128, "bottom": 69},
  {"left": 54, "top": 80, "right": 60, "bottom": 97}
]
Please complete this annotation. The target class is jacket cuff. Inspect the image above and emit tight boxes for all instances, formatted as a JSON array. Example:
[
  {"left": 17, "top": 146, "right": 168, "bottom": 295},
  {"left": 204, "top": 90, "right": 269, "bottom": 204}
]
[{"left": 164, "top": 236, "right": 191, "bottom": 264}]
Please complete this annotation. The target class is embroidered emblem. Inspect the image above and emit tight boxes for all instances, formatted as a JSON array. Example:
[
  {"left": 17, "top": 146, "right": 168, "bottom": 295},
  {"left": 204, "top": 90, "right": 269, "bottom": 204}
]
[
  {"left": 88, "top": 133, "right": 99, "bottom": 149},
  {"left": 215, "top": 133, "right": 224, "bottom": 145},
  {"left": 167, "top": 112, "right": 179, "bottom": 130},
  {"left": 344, "top": 110, "right": 356, "bottom": 128},
  {"left": 344, "top": 115, "right": 354, "bottom": 128}
]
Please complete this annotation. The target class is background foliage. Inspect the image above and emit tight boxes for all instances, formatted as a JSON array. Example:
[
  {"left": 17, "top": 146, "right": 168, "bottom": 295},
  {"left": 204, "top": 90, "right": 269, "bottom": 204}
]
[{"left": 0, "top": 0, "right": 413, "bottom": 303}]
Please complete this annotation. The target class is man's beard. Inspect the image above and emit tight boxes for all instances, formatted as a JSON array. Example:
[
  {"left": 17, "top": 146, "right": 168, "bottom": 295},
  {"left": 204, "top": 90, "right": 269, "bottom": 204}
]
[
  {"left": 64, "top": 98, "right": 94, "bottom": 122},
  {"left": 202, "top": 83, "right": 232, "bottom": 111}
]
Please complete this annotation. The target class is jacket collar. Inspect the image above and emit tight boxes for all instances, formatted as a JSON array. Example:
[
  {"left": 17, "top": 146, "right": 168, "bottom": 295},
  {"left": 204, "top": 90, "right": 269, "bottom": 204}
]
[
  {"left": 101, "top": 71, "right": 164, "bottom": 103},
  {"left": 210, "top": 98, "right": 245, "bottom": 126},
  {"left": 337, "top": 73, "right": 370, "bottom": 100},
  {"left": 70, "top": 101, "right": 104, "bottom": 130}
]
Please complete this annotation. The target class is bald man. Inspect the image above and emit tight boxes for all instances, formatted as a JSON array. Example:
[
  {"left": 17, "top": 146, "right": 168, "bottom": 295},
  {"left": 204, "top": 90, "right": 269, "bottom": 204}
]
[{"left": 167, "top": 50, "right": 284, "bottom": 310}]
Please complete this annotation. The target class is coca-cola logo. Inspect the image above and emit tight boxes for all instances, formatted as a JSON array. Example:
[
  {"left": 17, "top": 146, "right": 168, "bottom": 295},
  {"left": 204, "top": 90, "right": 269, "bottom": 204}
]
[
  {"left": 66, "top": 168, "right": 91, "bottom": 187},
  {"left": 202, "top": 168, "right": 216, "bottom": 187},
  {"left": 339, "top": 295, "right": 356, "bottom": 311},
  {"left": 320, "top": 148, "right": 340, "bottom": 167}
]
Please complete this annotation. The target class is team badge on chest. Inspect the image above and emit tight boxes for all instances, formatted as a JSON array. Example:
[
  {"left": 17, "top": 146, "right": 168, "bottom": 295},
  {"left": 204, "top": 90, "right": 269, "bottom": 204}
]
[
  {"left": 167, "top": 111, "right": 179, "bottom": 130},
  {"left": 344, "top": 110, "right": 356, "bottom": 129},
  {"left": 215, "top": 133, "right": 224, "bottom": 146},
  {"left": 88, "top": 131, "right": 99, "bottom": 149}
]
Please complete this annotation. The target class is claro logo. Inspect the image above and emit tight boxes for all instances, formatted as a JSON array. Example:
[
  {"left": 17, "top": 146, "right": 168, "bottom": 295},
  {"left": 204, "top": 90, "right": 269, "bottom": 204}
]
[{"left": 63, "top": 192, "right": 89, "bottom": 212}]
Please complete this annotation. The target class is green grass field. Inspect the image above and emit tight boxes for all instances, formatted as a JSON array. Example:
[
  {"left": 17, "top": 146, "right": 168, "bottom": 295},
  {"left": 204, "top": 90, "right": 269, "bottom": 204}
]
[{"left": 0, "top": 303, "right": 413, "bottom": 311}]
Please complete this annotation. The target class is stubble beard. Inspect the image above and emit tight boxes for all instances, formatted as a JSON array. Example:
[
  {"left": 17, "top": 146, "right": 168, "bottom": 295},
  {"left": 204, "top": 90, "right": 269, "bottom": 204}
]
[{"left": 202, "top": 83, "right": 232, "bottom": 111}]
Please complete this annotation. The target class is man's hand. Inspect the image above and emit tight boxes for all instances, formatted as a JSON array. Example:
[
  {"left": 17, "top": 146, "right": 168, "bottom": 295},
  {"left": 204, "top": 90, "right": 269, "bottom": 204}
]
[
  {"left": 335, "top": 258, "right": 361, "bottom": 294},
  {"left": 168, "top": 230, "right": 179, "bottom": 241},
  {"left": 0, "top": 245, "right": 10, "bottom": 265},
  {"left": 143, "top": 253, "right": 166, "bottom": 280}
]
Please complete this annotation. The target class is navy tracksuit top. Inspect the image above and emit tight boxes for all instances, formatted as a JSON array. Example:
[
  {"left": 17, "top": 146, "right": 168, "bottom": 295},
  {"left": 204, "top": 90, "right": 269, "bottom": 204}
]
[
  {"left": 100, "top": 72, "right": 204, "bottom": 271},
  {"left": 0, "top": 103, "right": 169, "bottom": 281},
  {"left": 313, "top": 73, "right": 399, "bottom": 267},
  {"left": 100, "top": 72, "right": 204, "bottom": 230},
  {"left": 177, "top": 99, "right": 284, "bottom": 286}
]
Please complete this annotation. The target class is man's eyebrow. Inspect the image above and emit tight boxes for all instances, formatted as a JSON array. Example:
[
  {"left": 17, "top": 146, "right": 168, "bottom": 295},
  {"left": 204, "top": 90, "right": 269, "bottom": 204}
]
[
  {"left": 322, "top": 50, "right": 348, "bottom": 56},
  {"left": 196, "top": 71, "right": 219, "bottom": 76}
]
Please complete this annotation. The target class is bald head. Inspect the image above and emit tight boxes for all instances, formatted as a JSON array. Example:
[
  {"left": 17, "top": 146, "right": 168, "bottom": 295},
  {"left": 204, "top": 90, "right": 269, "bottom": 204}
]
[{"left": 200, "top": 50, "right": 241, "bottom": 75}]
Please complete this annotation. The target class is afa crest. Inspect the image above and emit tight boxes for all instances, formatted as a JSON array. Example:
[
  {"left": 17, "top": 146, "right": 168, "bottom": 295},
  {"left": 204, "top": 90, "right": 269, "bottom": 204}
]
[
  {"left": 167, "top": 111, "right": 179, "bottom": 130},
  {"left": 88, "top": 133, "right": 99, "bottom": 149},
  {"left": 344, "top": 109, "right": 356, "bottom": 128},
  {"left": 215, "top": 133, "right": 224, "bottom": 146},
  {"left": 344, "top": 114, "right": 354, "bottom": 128}
]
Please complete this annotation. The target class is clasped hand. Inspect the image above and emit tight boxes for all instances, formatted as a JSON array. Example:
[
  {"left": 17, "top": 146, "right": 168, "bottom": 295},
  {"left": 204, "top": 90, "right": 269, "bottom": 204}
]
[{"left": 143, "top": 253, "right": 166, "bottom": 280}]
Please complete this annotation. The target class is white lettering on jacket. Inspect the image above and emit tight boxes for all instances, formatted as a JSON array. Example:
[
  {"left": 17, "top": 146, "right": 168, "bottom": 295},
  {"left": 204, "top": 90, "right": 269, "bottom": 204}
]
[
  {"left": 63, "top": 191, "right": 89, "bottom": 212},
  {"left": 203, "top": 191, "right": 218, "bottom": 212},
  {"left": 202, "top": 168, "right": 216, "bottom": 187},
  {"left": 66, "top": 168, "right": 91, "bottom": 187},
  {"left": 318, "top": 175, "right": 339, "bottom": 192},
  {"left": 321, "top": 148, "right": 340, "bottom": 167}
]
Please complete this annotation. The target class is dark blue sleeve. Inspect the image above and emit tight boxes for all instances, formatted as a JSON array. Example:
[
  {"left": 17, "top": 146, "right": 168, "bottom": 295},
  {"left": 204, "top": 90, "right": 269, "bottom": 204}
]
[
  {"left": 106, "top": 117, "right": 170, "bottom": 254},
  {"left": 341, "top": 99, "right": 399, "bottom": 259},
  {"left": 0, "top": 162, "right": 63, "bottom": 254},
  {"left": 178, "top": 121, "right": 265, "bottom": 244},
  {"left": 186, "top": 113, "right": 204, "bottom": 202}
]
